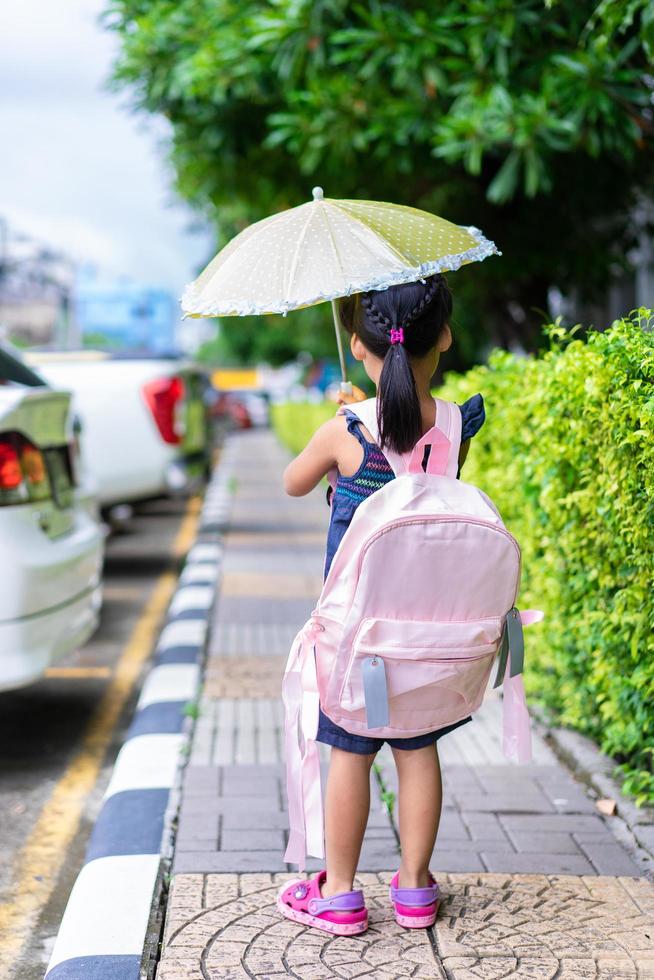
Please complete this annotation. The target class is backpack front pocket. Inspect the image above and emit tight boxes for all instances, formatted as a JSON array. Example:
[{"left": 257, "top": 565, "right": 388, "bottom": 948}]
[{"left": 340, "top": 616, "right": 502, "bottom": 731}]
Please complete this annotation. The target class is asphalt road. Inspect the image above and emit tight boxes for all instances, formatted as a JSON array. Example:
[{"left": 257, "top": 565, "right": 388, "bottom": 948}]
[{"left": 0, "top": 495, "right": 196, "bottom": 980}]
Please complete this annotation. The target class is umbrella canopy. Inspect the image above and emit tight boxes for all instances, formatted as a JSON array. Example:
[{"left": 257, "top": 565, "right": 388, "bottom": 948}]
[{"left": 181, "top": 188, "right": 500, "bottom": 319}]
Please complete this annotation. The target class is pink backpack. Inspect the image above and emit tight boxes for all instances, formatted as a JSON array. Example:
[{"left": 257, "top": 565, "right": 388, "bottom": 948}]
[{"left": 283, "top": 396, "right": 543, "bottom": 868}]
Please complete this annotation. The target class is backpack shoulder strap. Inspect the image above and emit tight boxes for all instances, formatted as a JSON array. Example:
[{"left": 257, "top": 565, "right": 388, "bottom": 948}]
[
  {"left": 407, "top": 398, "right": 462, "bottom": 478},
  {"left": 346, "top": 397, "right": 462, "bottom": 478}
]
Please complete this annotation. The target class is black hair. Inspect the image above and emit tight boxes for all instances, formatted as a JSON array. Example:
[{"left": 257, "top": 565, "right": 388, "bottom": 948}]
[{"left": 338, "top": 274, "right": 452, "bottom": 454}]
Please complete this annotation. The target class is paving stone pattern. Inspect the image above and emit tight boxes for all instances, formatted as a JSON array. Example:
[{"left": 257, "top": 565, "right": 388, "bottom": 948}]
[
  {"left": 157, "top": 429, "right": 651, "bottom": 979},
  {"left": 159, "top": 872, "right": 654, "bottom": 980}
]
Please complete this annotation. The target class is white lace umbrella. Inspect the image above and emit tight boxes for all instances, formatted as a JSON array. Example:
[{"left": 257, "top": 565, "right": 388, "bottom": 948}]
[{"left": 182, "top": 188, "right": 500, "bottom": 387}]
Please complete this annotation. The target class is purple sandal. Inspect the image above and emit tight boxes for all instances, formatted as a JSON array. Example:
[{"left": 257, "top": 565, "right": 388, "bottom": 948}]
[
  {"left": 277, "top": 870, "right": 368, "bottom": 935},
  {"left": 389, "top": 871, "right": 440, "bottom": 928}
]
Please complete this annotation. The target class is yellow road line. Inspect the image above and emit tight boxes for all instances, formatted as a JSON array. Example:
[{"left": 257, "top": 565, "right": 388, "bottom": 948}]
[
  {"left": 45, "top": 667, "right": 112, "bottom": 679},
  {"left": 0, "top": 496, "right": 201, "bottom": 970},
  {"left": 172, "top": 495, "right": 202, "bottom": 558}
]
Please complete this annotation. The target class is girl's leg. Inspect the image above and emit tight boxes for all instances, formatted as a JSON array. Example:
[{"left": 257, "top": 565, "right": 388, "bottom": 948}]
[
  {"left": 321, "top": 747, "right": 377, "bottom": 898},
  {"left": 391, "top": 744, "right": 443, "bottom": 888}
]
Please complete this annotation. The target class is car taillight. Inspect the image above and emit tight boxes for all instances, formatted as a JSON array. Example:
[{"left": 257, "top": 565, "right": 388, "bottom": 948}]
[
  {"left": 0, "top": 442, "right": 22, "bottom": 490},
  {"left": 0, "top": 433, "right": 51, "bottom": 506},
  {"left": 142, "top": 376, "right": 185, "bottom": 444},
  {"left": 22, "top": 443, "right": 47, "bottom": 485}
]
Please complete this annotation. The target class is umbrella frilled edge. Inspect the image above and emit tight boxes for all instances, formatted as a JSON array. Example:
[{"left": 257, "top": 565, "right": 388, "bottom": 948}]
[{"left": 180, "top": 226, "right": 500, "bottom": 319}]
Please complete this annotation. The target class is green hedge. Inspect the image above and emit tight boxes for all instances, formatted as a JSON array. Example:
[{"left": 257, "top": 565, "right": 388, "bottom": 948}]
[
  {"left": 440, "top": 310, "right": 654, "bottom": 803},
  {"left": 271, "top": 401, "right": 335, "bottom": 456},
  {"left": 271, "top": 311, "right": 654, "bottom": 802}
]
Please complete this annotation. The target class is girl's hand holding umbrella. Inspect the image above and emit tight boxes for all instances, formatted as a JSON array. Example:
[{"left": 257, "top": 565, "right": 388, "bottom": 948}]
[
  {"left": 329, "top": 383, "right": 368, "bottom": 407},
  {"left": 338, "top": 384, "right": 367, "bottom": 406}
]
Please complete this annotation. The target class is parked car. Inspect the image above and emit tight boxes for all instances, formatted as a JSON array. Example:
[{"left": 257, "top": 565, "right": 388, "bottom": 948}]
[
  {"left": 0, "top": 344, "right": 104, "bottom": 691},
  {"left": 25, "top": 351, "right": 213, "bottom": 511},
  {"left": 212, "top": 391, "right": 253, "bottom": 429},
  {"left": 212, "top": 390, "right": 270, "bottom": 430}
]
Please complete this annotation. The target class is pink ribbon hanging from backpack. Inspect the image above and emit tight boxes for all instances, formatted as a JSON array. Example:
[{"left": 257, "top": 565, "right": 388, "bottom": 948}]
[
  {"left": 502, "top": 609, "right": 544, "bottom": 764},
  {"left": 283, "top": 618, "right": 324, "bottom": 869},
  {"left": 502, "top": 670, "right": 532, "bottom": 764}
]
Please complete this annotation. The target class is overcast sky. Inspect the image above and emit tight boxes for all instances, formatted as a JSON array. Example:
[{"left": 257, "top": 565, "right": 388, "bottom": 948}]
[{"left": 0, "top": 0, "right": 213, "bottom": 297}]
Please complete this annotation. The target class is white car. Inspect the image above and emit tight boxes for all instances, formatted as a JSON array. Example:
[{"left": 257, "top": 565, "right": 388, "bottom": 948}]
[
  {"left": 0, "top": 347, "right": 104, "bottom": 690},
  {"left": 26, "top": 352, "right": 211, "bottom": 510}
]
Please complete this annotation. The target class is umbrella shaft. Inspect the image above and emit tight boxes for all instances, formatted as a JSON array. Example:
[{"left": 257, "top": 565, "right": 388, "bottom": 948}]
[{"left": 331, "top": 299, "right": 348, "bottom": 383}]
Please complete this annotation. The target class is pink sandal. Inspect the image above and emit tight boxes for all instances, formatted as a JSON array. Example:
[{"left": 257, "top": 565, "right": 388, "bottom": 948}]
[
  {"left": 389, "top": 871, "right": 440, "bottom": 928},
  {"left": 277, "top": 870, "right": 368, "bottom": 935}
]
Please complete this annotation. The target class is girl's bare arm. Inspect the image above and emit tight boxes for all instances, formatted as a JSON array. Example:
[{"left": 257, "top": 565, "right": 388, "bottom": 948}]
[{"left": 283, "top": 417, "right": 342, "bottom": 496}]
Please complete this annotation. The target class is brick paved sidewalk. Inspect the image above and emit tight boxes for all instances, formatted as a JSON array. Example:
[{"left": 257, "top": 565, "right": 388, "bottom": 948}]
[{"left": 157, "top": 429, "right": 654, "bottom": 980}]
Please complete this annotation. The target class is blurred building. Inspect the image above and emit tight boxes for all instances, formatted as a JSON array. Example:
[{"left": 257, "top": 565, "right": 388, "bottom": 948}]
[
  {"left": 76, "top": 267, "right": 177, "bottom": 353},
  {"left": 0, "top": 217, "right": 76, "bottom": 346},
  {"left": 0, "top": 217, "right": 181, "bottom": 352}
]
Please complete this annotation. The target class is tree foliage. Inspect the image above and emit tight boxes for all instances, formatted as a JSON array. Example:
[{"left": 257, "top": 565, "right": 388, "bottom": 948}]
[{"left": 106, "top": 0, "right": 654, "bottom": 364}]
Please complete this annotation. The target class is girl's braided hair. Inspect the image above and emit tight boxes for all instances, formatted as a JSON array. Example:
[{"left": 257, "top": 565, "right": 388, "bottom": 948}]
[{"left": 338, "top": 274, "right": 452, "bottom": 454}]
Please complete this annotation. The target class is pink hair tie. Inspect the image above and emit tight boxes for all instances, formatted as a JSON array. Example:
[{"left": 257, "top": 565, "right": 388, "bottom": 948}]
[{"left": 389, "top": 327, "right": 404, "bottom": 345}]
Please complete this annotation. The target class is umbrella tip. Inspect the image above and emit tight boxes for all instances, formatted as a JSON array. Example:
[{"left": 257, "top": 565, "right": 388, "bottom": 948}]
[{"left": 312, "top": 186, "right": 324, "bottom": 201}]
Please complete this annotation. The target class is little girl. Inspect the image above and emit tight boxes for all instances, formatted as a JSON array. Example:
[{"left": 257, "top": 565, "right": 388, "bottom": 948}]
[{"left": 279, "top": 274, "right": 485, "bottom": 932}]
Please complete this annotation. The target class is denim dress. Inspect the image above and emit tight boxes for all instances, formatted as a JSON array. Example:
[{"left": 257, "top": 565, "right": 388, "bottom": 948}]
[{"left": 316, "top": 394, "right": 486, "bottom": 755}]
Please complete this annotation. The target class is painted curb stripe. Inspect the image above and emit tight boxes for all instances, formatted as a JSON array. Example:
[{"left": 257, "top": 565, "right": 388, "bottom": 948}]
[
  {"left": 137, "top": 663, "right": 199, "bottom": 710},
  {"left": 180, "top": 564, "right": 219, "bottom": 584},
  {"left": 153, "top": 646, "right": 202, "bottom": 666},
  {"left": 85, "top": 789, "right": 169, "bottom": 861},
  {"left": 127, "top": 701, "right": 187, "bottom": 739},
  {"left": 157, "top": 618, "right": 207, "bottom": 650},
  {"left": 47, "top": 855, "right": 159, "bottom": 969},
  {"left": 169, "top": 585, "right": 215, "bottom": 614},
  {"left": 167, "top": 607, "right": 215, "bottom": 621},
  {"left": 186, "top": 543, "right": 222, "bottom": 564},
  {"left": 46, "top": 954, "right": 140, "bottom": 980},
  {"left": 45, "top": 466, "right": 230, "bottom": 979},
  {"left": 103, "top": 733, "right": 185, "bottom": 800}
]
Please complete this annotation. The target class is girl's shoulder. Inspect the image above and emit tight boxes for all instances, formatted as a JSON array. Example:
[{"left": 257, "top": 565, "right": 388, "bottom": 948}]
[{"left": 457, "top": 393, "right": 485, "bottom": 442}]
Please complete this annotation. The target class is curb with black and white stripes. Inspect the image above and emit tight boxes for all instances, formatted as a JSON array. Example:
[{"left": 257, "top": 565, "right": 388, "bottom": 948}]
[{"left": 44, "top": 445, "right": 236, "bottom": 980}]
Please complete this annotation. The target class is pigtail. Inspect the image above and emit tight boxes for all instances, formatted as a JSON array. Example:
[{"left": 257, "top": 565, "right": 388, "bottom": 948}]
[
  {"left": 361, "top": 294, "right": 422, "bottom": 453},
  {"left": 377, "top": 344, "right": 421, "bottom": 453}
]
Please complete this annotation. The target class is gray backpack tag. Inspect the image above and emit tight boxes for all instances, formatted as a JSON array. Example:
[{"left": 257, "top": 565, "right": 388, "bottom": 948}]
[
  {"left": 507, "top": 607, "right": 525, "bottom": 677},
  {"left": 493, "top": 607, "right": 525, "bottom": 688},
  {"left": 362, "top": 656, "right": 389, "bottom": 729}
]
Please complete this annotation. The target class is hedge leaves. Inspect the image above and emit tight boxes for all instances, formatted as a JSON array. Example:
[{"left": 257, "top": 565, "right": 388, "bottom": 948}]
[{"left": 440, "top": 310, "right": 654, "bottom": 803}]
